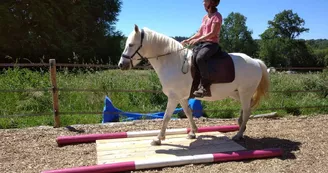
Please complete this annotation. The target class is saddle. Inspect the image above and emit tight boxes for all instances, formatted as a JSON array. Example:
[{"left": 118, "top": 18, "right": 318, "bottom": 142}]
[{"left": 189, "top": 47, "right": 235, "bottom": 98}]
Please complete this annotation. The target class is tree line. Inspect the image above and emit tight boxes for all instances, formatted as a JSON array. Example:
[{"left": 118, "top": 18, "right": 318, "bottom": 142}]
[
  {"left": 0, "top": 1, "right": 327, "bottom": 68},
  {"left": 0, "top": 0, "right": 123, "bottom": 65}
]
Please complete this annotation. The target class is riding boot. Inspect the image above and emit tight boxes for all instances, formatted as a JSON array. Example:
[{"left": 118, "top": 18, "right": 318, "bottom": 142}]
[{"left": 193, "top": 78, "right": 212, "bottom": 98}]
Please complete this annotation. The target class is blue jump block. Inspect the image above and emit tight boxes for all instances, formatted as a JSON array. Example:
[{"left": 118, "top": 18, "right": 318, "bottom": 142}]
[{"left": 102, "top": 96, "right": 203, "bottom": 123}]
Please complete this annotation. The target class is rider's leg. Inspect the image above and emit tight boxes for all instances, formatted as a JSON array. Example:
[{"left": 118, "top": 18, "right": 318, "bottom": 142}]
[
  {"left": 192, "top": 43, "right": 202, "bottom": 76},
  {"left": 193, "top": 42, "right": 219, "bottom": 98}
]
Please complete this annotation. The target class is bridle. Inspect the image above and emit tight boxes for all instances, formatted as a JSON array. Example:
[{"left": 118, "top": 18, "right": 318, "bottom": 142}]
[
  {"left": 122, "top": 29, "right": 146, "bottom": 68},
  {"left": 122, "top": 29, "right": 187, "bottom": 68}
]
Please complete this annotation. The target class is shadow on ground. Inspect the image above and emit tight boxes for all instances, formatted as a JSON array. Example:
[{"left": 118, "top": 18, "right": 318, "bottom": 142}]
[
  {"left": 155, "top": 134, "right": 301, "bottom": 160},
  {"left": 234, "top": 135, "right": 301, "bottom": 160}
]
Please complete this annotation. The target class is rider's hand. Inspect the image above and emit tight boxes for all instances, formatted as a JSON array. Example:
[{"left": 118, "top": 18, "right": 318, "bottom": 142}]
[
  {"left": 181, "top": 39, "right": 189, "bottom": 45},
  {"left": 189, "top": 39, "right": 200, "bottom": 45}
]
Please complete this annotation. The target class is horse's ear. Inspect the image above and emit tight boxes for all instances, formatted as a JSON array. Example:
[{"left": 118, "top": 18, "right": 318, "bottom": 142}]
[{"left": 134, "top": 24, "right": 139, "bottom": 33}]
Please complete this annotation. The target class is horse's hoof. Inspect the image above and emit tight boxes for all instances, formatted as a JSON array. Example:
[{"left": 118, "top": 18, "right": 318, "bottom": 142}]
[
  {"left": 232, "top": 134, "right": 243, "bottom": 141},
  {"left": 243, "top": 126, "right": 247, "bottom": 133},
  {"left": 187, "top": 133, "right": 196, "bottom": 139},
  {"left": 159, "top": 136, "right": 166, "bottom": 141},
  {"left": 151, "top": 139, "right": 161, "bottom": 146}
]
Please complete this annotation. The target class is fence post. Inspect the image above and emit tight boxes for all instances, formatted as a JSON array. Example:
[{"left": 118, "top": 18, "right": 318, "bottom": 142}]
[{"left": 50, "top": 59, "right": 60, "bottom": 128}]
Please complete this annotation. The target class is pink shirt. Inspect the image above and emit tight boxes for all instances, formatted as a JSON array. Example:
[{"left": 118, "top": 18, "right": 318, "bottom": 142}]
[{"left": 200, "top": 12, "right": 222, "bottom": 43}]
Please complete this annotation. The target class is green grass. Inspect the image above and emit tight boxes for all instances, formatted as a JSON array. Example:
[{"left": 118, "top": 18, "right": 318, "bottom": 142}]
[{"left": 0, "top": 67, "right": 327, "bottom": 129}]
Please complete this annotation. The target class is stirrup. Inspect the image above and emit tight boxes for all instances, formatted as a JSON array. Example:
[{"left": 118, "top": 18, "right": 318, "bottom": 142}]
[{"left": 193, "top": 86, "right": 211, "bottom": 98}]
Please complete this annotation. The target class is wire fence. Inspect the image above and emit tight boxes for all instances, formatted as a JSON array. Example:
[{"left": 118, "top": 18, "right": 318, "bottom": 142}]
[
  {"left": 1, "top": 105, "right": 327, "bottom": 119},
  {"left": 1, "top": 63, "right": 327, "bottom": 70},
  {"left": 0, "top": 60, "right": 327, "bottom": 127},
  {"left": 0, "top": 63, "right": 152, "bottom": 69}
]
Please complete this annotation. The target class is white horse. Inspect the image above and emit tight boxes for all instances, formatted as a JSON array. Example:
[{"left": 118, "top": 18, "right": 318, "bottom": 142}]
[{"left": 118, "top": 25, "right": 270, "bottom": 145}]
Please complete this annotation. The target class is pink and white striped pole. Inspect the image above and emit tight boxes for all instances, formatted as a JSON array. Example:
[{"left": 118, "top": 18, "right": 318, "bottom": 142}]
[
  {"left": 56, "top": 125, "right": 239, "bottom": 146},
  {"left": 42, "top": 148, "right": 283, "bottom": 173}
]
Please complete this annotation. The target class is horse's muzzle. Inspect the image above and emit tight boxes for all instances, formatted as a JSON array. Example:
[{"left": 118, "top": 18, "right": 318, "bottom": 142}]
[{"left": 118, "top": 61, "right": 130, "bottom": 70}]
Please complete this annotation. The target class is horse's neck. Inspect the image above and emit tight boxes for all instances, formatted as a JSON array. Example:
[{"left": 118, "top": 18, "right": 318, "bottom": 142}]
[
  {"left": 147, "top": 48, "right": 193, "bottom": 87},
  {"left": 147, "top": 52, "right": 181, "bottom": 74},
  {"left": 143, "top": 30, "right": 195, "bottom": 89},
  {"left": 145, "top": 32, "right": 187, "bottom": 73},
  {"left": 145, "top": 33, "right": 179, "bottom": 57}
]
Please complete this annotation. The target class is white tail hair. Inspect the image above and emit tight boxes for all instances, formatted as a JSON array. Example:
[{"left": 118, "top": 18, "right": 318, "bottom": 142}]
[{"left": 252, "top": 59, "right": 270, "bottom": 108}]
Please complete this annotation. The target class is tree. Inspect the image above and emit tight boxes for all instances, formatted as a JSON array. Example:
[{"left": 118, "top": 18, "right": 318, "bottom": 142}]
[
  {"left": 314, "top": 48, "right": 328, "bottom": 66},
  {"left": 259, "top": 38, "right": 287, "bottom": 67},
  {"left": 266, "top": 10, "right": 309, "bottom": 39},
  {"left": 219, "top": 12, "right": 258, "bottom": 57},
  {"left": 306, "top": 39, "right": 328, "bottom": 67},
  {"left": 259, "top": 10, "right": 319, "bottom": 67},
  {"left": 0, "top": 0, "right": 123, "bottom": 64}
]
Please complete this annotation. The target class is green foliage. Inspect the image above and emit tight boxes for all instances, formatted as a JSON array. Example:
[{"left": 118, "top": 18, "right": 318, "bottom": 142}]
[
  {"left": 266, "top": 10, "right": 309, "bottom": 39},
  {"left": 258, "top": 9, "right": 322, "bottom": 67},
  {"left": 302, "top": 71, "right": 328, "bottom": 98},
  {"left": 306, "top": 39, "right": 328, "bottom": 49},
  {"left": 0, "top": 69, "right": 327, "bottom": 129},
  {"left": 219, "top": 12, "right": 258, "bottom": 57},
  {"left": 259, "top": 38, "right": 287, "bottom": 67},
  {"left": 309, "top": 43, "right": 328, "bottom": 66},
  {"left": 260, "top": 38, "right": 320, "bottom": 67},
  {"left": 0, "top": 0, "right": 123, "bottom": 65},
  {"left": 0, "top": 68, "right": 51, "bottom": 116}
]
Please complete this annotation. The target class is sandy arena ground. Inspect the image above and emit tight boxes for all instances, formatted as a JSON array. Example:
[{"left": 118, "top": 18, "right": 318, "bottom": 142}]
[{"left": 0, "top": 114, "right": 327, "bottom": 173}]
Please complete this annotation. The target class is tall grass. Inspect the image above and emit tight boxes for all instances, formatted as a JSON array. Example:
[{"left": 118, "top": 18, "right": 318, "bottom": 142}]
[{"left": 0, "top": 67, "right": 327, "bottom": 129}]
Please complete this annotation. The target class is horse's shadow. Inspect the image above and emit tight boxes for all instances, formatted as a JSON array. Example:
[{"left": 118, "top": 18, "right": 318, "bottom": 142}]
[
  {"left": 234, "top": 135, "right": 301, "bottom": 160},
  {"left": 155, "top": 134, "right": 301, "bottom": 161},
  {"left": 156, "top": 135, "right": 235, "bottom": 156}
]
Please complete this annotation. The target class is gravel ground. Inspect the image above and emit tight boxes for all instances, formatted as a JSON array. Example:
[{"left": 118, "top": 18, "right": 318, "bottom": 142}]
[{"left": 0, "top": 114, "right": 327, "bottom": 173}]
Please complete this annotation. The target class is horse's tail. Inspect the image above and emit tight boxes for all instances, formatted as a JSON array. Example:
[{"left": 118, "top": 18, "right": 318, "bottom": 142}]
[{"left": 251, "top": 59, "right": 270, "bottom": 109}]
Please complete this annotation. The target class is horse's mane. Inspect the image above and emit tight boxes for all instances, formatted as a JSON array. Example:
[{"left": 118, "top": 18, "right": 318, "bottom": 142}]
[{"left": 143, "top": 27, "right": 186, "bottom": 53}]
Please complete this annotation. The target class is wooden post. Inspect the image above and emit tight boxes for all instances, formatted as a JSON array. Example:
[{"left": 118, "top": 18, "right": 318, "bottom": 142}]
[{"left": 50, "top": 59, "right": 60, "bottom": 128}]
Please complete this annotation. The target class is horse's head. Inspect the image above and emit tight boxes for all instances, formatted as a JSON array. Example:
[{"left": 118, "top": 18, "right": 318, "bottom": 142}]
[{"left": 118, "top": 25, "right": 146, "bottom": 70}]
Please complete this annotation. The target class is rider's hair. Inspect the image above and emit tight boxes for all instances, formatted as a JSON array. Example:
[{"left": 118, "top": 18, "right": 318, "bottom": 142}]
[{"left": 209, "top": 0, "right": 220, "bottom": 13}]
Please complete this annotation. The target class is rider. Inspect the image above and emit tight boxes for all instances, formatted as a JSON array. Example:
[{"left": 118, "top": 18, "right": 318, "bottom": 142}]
[{"left": 181, "top": 0, "right": 222, "bottom": 98}]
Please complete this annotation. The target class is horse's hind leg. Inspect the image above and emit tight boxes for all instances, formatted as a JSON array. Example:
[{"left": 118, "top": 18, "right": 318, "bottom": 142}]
[
  {"left": 232, "top": 90, "right": 253, "bottom": 140},
  {"left": 229, "top": 91, "right": 244, "bottom": 129},
  {"left": 238, "top": 110, "right": 243, "bottom": 127},
  {"left": 151, "top": 98, "right": 178, "bottom": 146},
  {"left": 180, "top": 99, "right": 198, "bottom": 139}
]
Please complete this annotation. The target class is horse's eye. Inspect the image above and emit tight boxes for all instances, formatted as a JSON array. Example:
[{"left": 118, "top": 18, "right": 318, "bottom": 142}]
[{"left": 128, "top": 44, "right": 134, "bottom": 47}]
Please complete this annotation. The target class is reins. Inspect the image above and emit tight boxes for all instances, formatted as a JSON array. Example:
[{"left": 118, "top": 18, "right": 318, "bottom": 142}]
[{"left": 122, "top": 29, "right": 190, "bottom": 74}]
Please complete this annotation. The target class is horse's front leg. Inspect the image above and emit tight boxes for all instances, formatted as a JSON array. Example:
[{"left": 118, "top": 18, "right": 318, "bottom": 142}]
[
  {"left": 180, "top": 99, "right": 198, "bottom": 139},
  {"left": 151, "top": 98, "right": 178, "bottom": 146}
]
